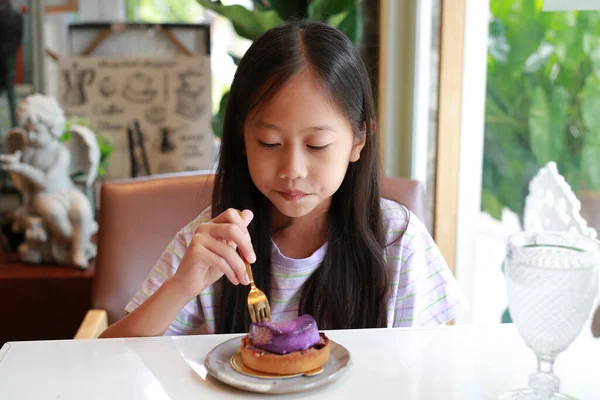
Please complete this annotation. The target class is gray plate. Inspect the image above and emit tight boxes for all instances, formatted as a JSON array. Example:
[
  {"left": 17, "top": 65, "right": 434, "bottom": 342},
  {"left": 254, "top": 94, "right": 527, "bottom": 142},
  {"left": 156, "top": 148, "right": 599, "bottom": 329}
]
[{"left": 204, "top": 336, "right": 351, "bottom": 394}]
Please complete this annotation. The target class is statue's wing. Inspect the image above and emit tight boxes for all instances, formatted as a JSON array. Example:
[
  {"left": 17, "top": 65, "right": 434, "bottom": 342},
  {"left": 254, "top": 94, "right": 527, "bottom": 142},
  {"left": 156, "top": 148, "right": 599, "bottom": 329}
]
[
  {"left": 65, "top": 124, "right": 100, "bottom": 187},
  {"left": 3, "top": 127, "right": 27, "bottom": 154}
]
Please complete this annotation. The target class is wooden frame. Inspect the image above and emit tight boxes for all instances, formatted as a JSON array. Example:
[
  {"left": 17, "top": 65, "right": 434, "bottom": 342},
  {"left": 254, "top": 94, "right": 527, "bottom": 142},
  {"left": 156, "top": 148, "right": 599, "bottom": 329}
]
[
  {"left": 377, "top": 0, "right": 417, "bottom": 179},
  {"left": 433, "top": 0, "right": 466, "bottom": 275},
  {"left": 45, "top": 0, "right": 78, "bottom": 13},
  {"left": 377, "top": 0, "right": 389, "bottom": 160},
  {"left": 46, "top": 23, "right": 201, "bottom": 62},
  {"left": 74, "top": 310, "right": 108, "bottom": 339},
  {"left": 20, "top": 1, "right": 79, "bottom": 15}
]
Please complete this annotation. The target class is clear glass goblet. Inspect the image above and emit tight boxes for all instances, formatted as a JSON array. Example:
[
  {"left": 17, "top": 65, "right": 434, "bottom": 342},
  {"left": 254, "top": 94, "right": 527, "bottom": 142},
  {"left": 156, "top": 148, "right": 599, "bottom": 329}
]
[{"left": 500, "top": 231, "right": 599, "bottom": 400}]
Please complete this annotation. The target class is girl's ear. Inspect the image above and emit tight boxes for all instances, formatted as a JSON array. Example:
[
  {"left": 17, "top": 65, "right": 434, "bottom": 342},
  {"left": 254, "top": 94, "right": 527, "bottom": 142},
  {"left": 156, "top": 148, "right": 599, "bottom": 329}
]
[
  {"left": 349, "top": 120, "right": 371, "bottom": 162},
  {"left": 350, "top": 134, "right": 366, "bottom": 162}
]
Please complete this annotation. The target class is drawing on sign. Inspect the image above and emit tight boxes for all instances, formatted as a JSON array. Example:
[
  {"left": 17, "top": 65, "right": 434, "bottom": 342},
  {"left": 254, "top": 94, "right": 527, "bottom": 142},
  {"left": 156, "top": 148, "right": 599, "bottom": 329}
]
[
  {"left": 122, "top": 72, "right": 157, "bottom": 104},
  {"left": 61, "top": 62, "right": 95, "bottom": 106},
  {"left": 156, "top": 127, "right": 178, "bottom": 174},
  {"left": 148, "top": 124, "right": 184, "bottom": 154},
  {"left": 98, "top": 76, "right": 117, "bottom": 98},
  {"left": 127, "top": 120, "right": 152, "bottom": 177},
  {"left": 175, "top": 69, "right": 205, "bottom": 119},
  {"left": 144, "top": 105, "right": 167, "bottom": 125},
  {"left": 159, "top": 127, "right": 176, "bottom": 153}
]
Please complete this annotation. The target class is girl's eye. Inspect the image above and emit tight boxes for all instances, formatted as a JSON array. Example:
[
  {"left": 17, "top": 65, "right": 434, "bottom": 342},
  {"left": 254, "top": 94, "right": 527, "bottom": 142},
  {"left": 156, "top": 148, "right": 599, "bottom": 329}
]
[
  {"left": 307, "top": 144, "right": 330, "bottom": 152},
  {"left": 259, "top": 141, "right": 279, "bottom": 149}
]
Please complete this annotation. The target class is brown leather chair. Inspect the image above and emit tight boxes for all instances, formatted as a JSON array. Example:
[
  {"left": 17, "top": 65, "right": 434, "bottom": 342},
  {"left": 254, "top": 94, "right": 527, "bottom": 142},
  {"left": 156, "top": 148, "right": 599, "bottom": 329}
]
[{"left": 74, "top": 171, "right": 426, "bottom": 338}]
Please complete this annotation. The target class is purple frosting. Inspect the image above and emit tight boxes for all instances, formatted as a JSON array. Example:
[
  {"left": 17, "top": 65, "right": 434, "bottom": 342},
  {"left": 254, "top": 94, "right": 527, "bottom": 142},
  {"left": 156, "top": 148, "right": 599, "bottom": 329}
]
[{"left": 248, "top": 314, "right": 320, "bottom": 355}]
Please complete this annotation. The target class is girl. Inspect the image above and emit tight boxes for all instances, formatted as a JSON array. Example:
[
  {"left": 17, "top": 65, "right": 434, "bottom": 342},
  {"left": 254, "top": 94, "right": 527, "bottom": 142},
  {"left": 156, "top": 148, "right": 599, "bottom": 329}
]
[{"left": 101, "top": 20, "right": 466, "bottom": 338}]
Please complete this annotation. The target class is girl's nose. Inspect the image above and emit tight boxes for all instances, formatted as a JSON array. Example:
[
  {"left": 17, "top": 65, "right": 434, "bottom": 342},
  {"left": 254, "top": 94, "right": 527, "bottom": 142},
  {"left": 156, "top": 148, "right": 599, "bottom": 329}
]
[{"left": 278, "top": 147, "right": 307, "bottom": 180}]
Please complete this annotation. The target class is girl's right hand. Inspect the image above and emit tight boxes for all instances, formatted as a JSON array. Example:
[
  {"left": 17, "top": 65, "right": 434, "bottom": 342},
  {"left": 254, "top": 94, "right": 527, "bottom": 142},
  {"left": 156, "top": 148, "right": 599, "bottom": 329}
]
[{"left": 169, "top": 208, "right": 256, "bottom": 299}]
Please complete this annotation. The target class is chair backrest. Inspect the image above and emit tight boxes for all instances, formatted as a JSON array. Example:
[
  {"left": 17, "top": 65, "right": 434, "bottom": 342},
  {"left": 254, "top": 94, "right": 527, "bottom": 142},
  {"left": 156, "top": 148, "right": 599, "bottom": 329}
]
[{"left": 93, "top": 171, "right": 427, "bottom": 323}]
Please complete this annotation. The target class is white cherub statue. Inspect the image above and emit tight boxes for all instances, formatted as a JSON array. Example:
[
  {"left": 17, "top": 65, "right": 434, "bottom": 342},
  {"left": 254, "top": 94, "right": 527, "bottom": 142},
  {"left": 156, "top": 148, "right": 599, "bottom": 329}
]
[{"left": 0, "top": 94, "right": 100, "bottom": 268}]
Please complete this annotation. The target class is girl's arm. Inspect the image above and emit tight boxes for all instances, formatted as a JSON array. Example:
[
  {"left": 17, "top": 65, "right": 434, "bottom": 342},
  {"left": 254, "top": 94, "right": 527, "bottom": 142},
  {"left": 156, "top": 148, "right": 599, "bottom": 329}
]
[
  {"left": 100, "top": 208, "right": 256, "bottom": 338},
  {"left": 99, "top": 279, "right": 194, "bottom": 338}
]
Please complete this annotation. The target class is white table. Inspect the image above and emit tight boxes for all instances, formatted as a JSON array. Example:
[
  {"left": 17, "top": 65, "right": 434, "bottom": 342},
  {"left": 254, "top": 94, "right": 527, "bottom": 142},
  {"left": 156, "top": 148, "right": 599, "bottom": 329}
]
[{"left": 0, "top": 324, "right": 598, "bottom": 399}]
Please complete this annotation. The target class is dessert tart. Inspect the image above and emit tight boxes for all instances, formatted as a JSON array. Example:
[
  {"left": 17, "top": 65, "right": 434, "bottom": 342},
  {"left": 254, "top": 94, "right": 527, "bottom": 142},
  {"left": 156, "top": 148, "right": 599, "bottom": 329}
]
[{"left": 238, "top": 314, "right": 330, "bottom": 375}]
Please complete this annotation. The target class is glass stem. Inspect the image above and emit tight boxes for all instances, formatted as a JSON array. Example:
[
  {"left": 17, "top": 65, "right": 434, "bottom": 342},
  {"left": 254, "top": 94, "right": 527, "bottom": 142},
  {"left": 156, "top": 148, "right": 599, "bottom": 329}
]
[
  {"left": 529, "top": 356, "right": 559, "bottom": 397},
  {"left": 537, "top": 357, "right": 555, "bottom": 374}
]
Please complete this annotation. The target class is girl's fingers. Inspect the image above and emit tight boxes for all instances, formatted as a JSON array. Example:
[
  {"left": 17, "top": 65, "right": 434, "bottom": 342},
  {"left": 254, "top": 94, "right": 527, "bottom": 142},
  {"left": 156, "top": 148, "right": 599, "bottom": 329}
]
[
  {"left": 203, "top": 236, "right": 249, "bottom": 285},
  {"left": 194, "top": 241, "right": 240, "bottom": 285},
  {"left": 209, "top": 223, "right": 256, "bottom": 264}
]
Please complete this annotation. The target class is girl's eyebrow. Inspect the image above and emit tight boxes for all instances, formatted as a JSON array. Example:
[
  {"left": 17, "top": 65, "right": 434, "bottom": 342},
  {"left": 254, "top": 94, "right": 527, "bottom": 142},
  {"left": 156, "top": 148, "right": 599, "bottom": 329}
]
[
  {"left": 254, "top": 120, "right": 335, "bottom": 133},
  {"left": 255, "top": 121, "right": 281, "bottom": 131},
  {"left": 301, "top": 125, "right": 335, "bottom": 133}
]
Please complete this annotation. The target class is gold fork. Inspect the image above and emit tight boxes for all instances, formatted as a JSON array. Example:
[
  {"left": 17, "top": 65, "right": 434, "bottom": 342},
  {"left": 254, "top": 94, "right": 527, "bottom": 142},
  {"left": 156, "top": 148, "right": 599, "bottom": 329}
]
[{"left": 237, "top": 210, "right": 271, "bottom": 323}]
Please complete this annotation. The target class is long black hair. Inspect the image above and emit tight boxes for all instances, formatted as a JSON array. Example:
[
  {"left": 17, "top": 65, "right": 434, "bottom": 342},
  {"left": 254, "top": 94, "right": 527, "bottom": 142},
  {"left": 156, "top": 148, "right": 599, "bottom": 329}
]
[{"left": 213, "top": 20, "right": 389, "bottom": 333}]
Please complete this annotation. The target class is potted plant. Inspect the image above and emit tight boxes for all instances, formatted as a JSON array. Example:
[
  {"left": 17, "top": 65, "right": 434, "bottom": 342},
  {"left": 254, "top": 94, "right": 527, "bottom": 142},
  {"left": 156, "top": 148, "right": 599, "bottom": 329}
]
[
  {"left": 484, "top": 1, "right": 600, "bottom": 323},
  {"left": 484, "top": 2, "right": 600, "bottom": 227}
]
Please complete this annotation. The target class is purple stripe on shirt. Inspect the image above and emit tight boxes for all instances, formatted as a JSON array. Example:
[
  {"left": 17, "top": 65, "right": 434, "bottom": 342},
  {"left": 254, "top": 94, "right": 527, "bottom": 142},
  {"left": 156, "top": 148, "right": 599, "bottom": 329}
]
[{"left": 422, "top": 300, "right": 461, "bottom": 325}]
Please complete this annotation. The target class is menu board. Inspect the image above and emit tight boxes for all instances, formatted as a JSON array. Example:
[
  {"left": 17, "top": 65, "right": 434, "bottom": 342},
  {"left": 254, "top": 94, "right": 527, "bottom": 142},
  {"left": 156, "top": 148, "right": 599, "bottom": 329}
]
[{"left": 58, "top": 55, "right": 212, "bottom": 178}]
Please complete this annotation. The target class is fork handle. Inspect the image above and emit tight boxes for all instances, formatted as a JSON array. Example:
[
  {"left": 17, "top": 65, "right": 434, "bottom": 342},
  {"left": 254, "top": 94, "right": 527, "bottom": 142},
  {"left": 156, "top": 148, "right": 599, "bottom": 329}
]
[
  {"left": 244, "top": 258, "right": 256, "bottom": 287},
  {"left": 236, "top": 210, "right": 256, "bottom": 287}
]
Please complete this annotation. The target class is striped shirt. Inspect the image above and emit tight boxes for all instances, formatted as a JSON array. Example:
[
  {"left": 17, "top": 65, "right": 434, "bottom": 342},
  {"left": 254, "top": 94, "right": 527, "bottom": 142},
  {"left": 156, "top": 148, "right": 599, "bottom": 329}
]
[{"left": 125, "top": 198, "right": 467, "bottom": 334}]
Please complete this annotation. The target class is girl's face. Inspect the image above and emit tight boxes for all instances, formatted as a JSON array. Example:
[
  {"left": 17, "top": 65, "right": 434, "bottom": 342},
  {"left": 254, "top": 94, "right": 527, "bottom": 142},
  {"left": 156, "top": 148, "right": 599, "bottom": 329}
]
[{"left": 244, "top": 70, "right": 365, "bottom": 219}]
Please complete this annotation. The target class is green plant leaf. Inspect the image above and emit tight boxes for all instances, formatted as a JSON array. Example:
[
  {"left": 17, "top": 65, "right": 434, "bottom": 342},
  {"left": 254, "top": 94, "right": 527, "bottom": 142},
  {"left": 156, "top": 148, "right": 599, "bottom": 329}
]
[
  {"left": 581, "top": 75, "right": 600, "bottom": 133},
  {"left": 490, "top": 0, "right": 512, "bottom": 21},
  {"left": 135, "top": 0, "right": 204, "bottom": 22},
  {"left": 589, "top": 39, "right": 600, "bottom": 78},
  {"left": 504, "top": 11, "right": 545, "bottom": 77},
  {"left": 488, "top": 18, "right": 510, "bottom": 63},
  {"left": 549, "top": 85, "right": 568, "bottom": 153},
  {"left": 197, "top": 0, "right": 284, "bottom": 41},
  {"left": 212, "top": 91, "right": 229, "bottom": 139},
  {"left": 335, "top": 5, "right": 362, "bottom": 44},
  {"left": 552, "top": 12, "right": 588, "bottom": 70},
  {"left": 528, "top": 87, "right": 555, "bottom": 164},
  {"left": 580, "top": 137, "right": 600, "bottom": 190},
  {"left": 97, "top": 135, "right": 115, "bottom": 159},
  {"left": 523, "top": 42, "right": 554, "bottom": 72},
  {"left": 327, "top": 10, "right": 347, "bottom": 27},
  {"left": 527, "top": 86, "right": 566, "bottom": 166},
  {"left": 481, "top": 188, "right": 503, "bottom": 220},
  {"left": 581, "top": 77, "right": 600, "bottom": 190},
  {"left": 60, "top": 117, "right": 114, "bottom": 178},
  {"left": 308, "top": 0, "right": 357, "bottom": 20}
]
